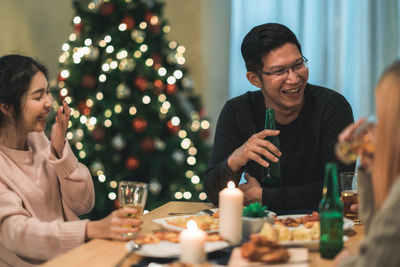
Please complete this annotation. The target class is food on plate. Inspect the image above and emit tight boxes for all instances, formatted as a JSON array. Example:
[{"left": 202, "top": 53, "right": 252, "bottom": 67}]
[
  {"left": 135, "top": 230, "right": 224, "bottom": 245},
  {"left": 259, "top": 221, "right": 320, "bottom": 242},
  {"left": 292, "top": 227, "right": 312, "bottom": 241},
  {"left": 274, "top": 211, "right": 320, "bottom": 227},
  {"left": 135, "top": 233, "right": 161, "bottom": 244},
  {"left": 241, "top": 234, "right": 290, "bottom": 263},
  {"left": 166, "top": 215, "right": 218, "bottom": 231},
  {"left": 274, "top": 222, "right": 291, "bottom": 242},
  {"left": 259, "top": 220, "right": 278, "bottom": 241},
  {"left": 212, "top": 210, "right": 219, "bottom": 219}
]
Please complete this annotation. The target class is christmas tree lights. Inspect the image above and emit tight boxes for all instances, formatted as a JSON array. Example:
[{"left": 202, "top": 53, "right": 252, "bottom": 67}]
[{"left": 51, "top": 0, "right": 211, "bottom": 219}]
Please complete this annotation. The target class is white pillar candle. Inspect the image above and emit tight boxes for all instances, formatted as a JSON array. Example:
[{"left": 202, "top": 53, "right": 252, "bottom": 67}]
[
  {"left": 219, "top": 181, "right": 244, "bottom": 244},
  {"left": 179, "top": 220, "right": 207, "bottom": 263}
]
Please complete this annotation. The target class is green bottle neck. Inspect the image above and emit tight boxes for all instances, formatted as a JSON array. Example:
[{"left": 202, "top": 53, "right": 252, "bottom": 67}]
[
  {"left": 320, "top": 163, "right": 342, "bottom": 207},
  {"left": 265, "top": 108, "right": 277, "bottom": 130}
]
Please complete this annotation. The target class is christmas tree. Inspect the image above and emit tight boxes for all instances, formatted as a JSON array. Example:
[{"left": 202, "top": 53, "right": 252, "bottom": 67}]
[{"left": 52, "top": 0, "right": 211, "bottom": 219}]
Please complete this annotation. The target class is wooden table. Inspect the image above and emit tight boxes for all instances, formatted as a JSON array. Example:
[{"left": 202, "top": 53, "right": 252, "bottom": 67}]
[{"left": 41, "top": 201, "right": 364, "bottom": 267}]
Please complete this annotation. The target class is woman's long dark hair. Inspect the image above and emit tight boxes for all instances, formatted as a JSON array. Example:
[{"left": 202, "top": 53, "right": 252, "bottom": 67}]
[{"left": 0, "top": 54, "right": 48, "bottom": 125}]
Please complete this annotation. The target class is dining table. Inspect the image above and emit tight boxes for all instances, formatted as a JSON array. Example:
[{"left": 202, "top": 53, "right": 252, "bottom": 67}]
[{"left": 41, "top": 201, "right": 364, "bottom": 267}]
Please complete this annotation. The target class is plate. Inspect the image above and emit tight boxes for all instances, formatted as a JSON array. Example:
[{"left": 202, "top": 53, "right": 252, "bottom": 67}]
[
  {"left": 275, "top": 214, "right": 351, "bottom": 250},
  {"left": 134, "top": 240, "right": 230, "bottom": 258}
]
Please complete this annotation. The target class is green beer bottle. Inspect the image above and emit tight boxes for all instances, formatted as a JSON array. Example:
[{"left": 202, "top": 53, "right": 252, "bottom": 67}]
[
  {"left": 261, "top": 108, "right": 281, "bottom": 185},
  {"left": 319, "top": 162, "right": 343, "bottom": 259}
]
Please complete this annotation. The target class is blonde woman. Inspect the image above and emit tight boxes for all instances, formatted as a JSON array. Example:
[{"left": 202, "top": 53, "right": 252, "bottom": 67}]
[{"left": 334, "top": 61, "right": 400, "bottom": 267}]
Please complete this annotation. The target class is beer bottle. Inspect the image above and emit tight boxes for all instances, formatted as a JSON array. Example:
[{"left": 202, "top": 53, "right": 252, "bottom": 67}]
[
  {"left": 261, "top": 108, "right": 280, "bottom": 185},
  {"left": 319, "top": 162, "right": 343, "bottom": 259}
]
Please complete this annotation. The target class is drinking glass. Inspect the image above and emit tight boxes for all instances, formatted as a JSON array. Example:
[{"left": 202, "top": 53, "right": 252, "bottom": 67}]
[
  {"left": 335, "top": 116, "right": 375, "bottom": 164},
  {"left": 339, "top": 172, "right": 361, "bottom": 224},
  {"left": 118, "top": 181, "right": 148, "bottom": 237}
]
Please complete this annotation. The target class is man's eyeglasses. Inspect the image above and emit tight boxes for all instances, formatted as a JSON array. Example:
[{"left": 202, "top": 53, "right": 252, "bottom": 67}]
[{"left": 259, "top": 57, "right": 308, "bottom": 77}]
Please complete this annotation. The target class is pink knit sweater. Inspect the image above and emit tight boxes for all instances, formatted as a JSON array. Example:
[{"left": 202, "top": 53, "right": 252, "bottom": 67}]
[{"left": 0, "top": 132, "right": 94, "bottom": 266}]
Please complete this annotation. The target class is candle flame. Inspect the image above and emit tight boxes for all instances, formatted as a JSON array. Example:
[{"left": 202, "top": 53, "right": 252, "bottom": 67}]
[
  {"left": 227, "top": 181, "right": 235, "bottom": 189},
  {"left": 187, "top": 219, "right": 198, "bottom": 231}
]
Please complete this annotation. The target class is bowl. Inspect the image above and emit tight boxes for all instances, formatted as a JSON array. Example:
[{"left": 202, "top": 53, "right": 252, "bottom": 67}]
[{"left": 242, "top": 212, "right": 275, "bottom": 239}]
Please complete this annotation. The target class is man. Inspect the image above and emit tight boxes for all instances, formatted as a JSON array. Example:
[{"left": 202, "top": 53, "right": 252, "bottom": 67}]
[{"left": 204, "top": 23, "right": 355, "bottom": 213}]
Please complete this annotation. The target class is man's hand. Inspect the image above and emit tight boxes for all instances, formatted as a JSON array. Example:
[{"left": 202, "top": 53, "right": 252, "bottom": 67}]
[
  {"left": 227, "top": 129, "right": 281, "bottom": 173},
  {"left": 239, "top": 173, "right": 262, "bottom": 205}
]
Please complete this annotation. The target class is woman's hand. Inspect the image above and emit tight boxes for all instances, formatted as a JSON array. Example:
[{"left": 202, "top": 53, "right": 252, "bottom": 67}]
[
  {"left": 227, "top": 129, "right": 281, "bottom": 173},
  {"left": 86, "top": 207, "right": 143, "bottom": 241},
  {"left": 51, "top": 100, "right": 71, "bottom": 158},
  {"left": 338, "top": 119, "right": 374, "bottom": 170}
]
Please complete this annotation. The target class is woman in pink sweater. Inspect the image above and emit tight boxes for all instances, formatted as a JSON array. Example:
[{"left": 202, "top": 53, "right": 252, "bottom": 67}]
[{"left": 0, "top": 55, "right": 142, "bottom": 266}]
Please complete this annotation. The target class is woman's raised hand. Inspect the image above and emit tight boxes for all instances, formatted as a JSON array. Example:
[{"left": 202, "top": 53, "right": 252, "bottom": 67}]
[{"left": 50, "top": 100, "right": 71, "bottom": 157}]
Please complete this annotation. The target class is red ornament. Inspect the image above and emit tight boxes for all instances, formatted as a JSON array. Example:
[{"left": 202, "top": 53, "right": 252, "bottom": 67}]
[
  {"left": 74, "top": 23, "right": 83, "bottom": 34},
  {"left": 81, "top": 74, "right": 97, "bottom": 89},
  {"left": 153, "top": 79, "right": 165, "bottom": 95},
  {"left": 125, "top": 156, "right": 140, "bottom": 170},
  {"left": 121, "top": 16, "right": 135, "bottom": 30},
  {"left": 145, "top": 12, "right": 154, "bottom": 23},
  {"left": 149, "top": 24, "right": 161, "bottom": 34},
  {"left": 166, "top": 120, "right": 180, "bottom": 134},
  {"left": 199, "top": 107, "right": 206, "bottom": 118},
  {"left": 99, "top": 2, "right": 114, "bottom": 16},
  {"left": 140, "top": 137, "right": 155, "bottom": 153},
  {"left": 166, "top": 84, "right": 177, "bottom": 95},
  {"left": 114, "top": 199, "right": 120, "bottom": 209},
  {"left": 132, "top": 117, "right": 148, "bottom": 132},
  {"left": 93, "top": 126, "right": 106, "bottom": 142},
  {"left": 134, "top": 76, "right": 148, "bottom": 91},
  {"left": 152, "top": 54, "right": 163, "bottom": 65},
  {"left": 200, "top": 129, "right": 210, "bottom": 140},
  {"left": 57, "top": 73, "right": 66, "bottom": 82},
  {"left": 77, "top": 100, "right": 91, "bottom": 116}
]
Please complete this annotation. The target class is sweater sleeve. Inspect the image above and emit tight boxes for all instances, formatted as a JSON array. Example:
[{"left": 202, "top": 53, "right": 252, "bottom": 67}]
[
  {"left": 0, "top": 183, "right": 88, "bottom": 261},
  {"left": 48, "top": 140, "right": 95, "bottom": 215},
  {"left": 204, "top": 103, "right": 245, "bottom": 205}
]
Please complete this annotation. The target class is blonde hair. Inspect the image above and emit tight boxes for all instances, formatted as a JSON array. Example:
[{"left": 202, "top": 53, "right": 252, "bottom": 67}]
[{"left": 372, "top": 61, "right": 400, "bottom": 208}]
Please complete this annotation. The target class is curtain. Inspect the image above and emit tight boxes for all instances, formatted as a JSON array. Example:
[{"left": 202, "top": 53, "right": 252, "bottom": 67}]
[{"left": 229, "top": 0, "right": 400, "bottom": 119}]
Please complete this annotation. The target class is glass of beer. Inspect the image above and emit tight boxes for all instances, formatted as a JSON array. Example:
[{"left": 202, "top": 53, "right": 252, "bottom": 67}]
[
  {"left": 335, "top": 116, "right": 375, "bottom": 164},
  {"left": 339, "top": 172, "right": 361, "bottom": 224},
  {"left": 118, "top": 181, "right": 148, "bottom": 237}
]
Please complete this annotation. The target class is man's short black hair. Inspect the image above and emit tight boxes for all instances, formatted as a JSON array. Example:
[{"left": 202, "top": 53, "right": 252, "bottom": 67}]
[{"left": 241, "top": 23, "right": 302, "bottom": 71}]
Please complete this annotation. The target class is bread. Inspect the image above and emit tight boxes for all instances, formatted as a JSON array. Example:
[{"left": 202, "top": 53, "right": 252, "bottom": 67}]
[{"left": 259, "top": 222, "right": 278, "bottom": 242}]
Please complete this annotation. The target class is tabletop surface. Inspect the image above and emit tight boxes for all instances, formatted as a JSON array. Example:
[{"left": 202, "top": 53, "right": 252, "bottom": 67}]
[{"left": 41, "top": 201, "right": 364, "bottom": 267}]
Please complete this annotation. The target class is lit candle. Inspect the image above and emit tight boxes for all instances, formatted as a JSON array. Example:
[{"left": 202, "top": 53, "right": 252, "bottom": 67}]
[
  {"left": 179, "top": 220, "right": 207, "bottom": 263},
  {"left": 219, "top": 181, "right": 244, "bottom": 244}
]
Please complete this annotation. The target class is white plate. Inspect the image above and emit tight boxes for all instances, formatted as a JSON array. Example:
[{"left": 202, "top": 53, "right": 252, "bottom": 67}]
[
  {"left": 134, "top": 240, "right": 230, "bottom": 258},
  {"left": 275, "top": 214, "right": 352, "bottom": 250}
]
